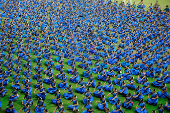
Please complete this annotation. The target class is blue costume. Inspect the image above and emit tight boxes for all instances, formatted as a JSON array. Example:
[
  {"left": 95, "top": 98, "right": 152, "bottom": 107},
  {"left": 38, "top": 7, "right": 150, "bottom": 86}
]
[
  {"left": 135, "top": 102, "right": 147, "bottom": 113},
  {"left": 147, "top": 92, "right": 158, "bottom": 105},
  {"left": 97, "top": 70, "right": 107, "bottom": 81},
  {"left": 97, "top": 98, "right": 108, "bottom": 110},
  {"left": 119, "top": 85, "right": 128, "bottom": 95},
  {"left": 52, "top": 93, "right": 61, "bottom": 105},
  {"left": 108, "top": 92, "right": 119, "bottom": 105},
  {"left": 157, "top": 86, "right": 169, "bottom": 98},
  {"left": 58, "top": 77, "right": 68, "bottom": 89},
  {"left": 83, "top": 92, "right": 93, "bottom": 104},
  {"left": 82, "top": 104, "right": 94, "bottom": 113},
  {"left": 68, "top": 99, "right": 79, "bottom": 110},
  {"left": 94, "top": 85, "right": 104, "bottom": 98},
  {"left": 110, "top": 103, "right": 123, "bottom": 113},
  {"left": 123, "top": 96, "right": 133, "bottom": 109},
  {"left": 47, "top": 82, "right": 57, "bottom": 94},
  {"left": 76, "top": 81, "right": 86, "bottom": 94},
  {"left": 64, "top": 87, "right": 73, "bottom": 99},
  {"left": 104, "top": 79, "right": 113, "bottom": 92}
]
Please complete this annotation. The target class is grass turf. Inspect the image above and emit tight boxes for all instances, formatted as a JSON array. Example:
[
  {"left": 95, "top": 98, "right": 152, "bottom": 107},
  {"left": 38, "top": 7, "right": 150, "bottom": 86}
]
[
  {"left": 0, "top": 0, "right": 170, "bottom": 113},
  {"left": 117, "top": 0, "right": 170, "bottom": 10}
]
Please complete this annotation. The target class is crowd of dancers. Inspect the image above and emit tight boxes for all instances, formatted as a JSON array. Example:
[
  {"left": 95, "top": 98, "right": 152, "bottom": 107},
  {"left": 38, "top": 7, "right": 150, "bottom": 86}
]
[{"left": 0, "top": 0, "right": 169, "bottom": 113}]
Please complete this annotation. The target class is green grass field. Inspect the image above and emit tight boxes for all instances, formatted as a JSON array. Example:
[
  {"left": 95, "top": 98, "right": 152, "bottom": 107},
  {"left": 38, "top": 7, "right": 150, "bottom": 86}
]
[
  {"left": 0, "top": 0, "right": 170, "bottom": 113},
  {"left": 117, "top": 0, "right": 170, "bottom": 10}
]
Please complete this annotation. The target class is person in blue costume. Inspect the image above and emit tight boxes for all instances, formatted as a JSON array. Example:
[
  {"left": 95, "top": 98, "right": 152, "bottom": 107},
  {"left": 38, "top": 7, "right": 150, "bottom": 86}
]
[
  {"left": 139, "top": 57, "right": 148, "bottom": 70},
  {"left": 132, "top": 86, "right": 143, "bottom": 101},
  {"left": 122, "top": 66, "right": 131, "bottom": 80},
  {"left": 34, "top": 84, "right": 47, "bottom": 100},
  {"left": 146, "top": 65, "right": 155, "bottom": 78},
  {"left": 53, "top": 102, "right": 65, "bottom": 113},
  {"left": 55, "top": 61, "right": 64, "bottom": 71},
  {"left": 0, "top": 83, "right": 7, "bottom": 97},
  {"left": 135, "top": 48, "right": 143, "bottom": 60},
  {"left": 164, "top": 95, "right": 170, "bottom": 112},
  {"left": 34, "top": 76, "right": 43, "bottom": 89},
  {"left": 67, "top": 62, "right": 75, "bottom": 75},
  {"left": 164, "top": 5, "right": 169, "bottom": 12},
  {"left": 83, "top": 88, "right": 93, "bottom": 104},
  {"left": 55, "top": 56, "right": 62, "bottom": 65},
  {"left": 58, "top": 74, "right": 68, "bottom": 89},
  {"left": 155, "top": 104, "right": 164, "bottom": 113},
  {"left": 68, "top": 95, "right": 79, "bottom": 111},
  {"left": 76, "top": 78, "right": 86, "bottom": 94},
  {"left": 44, "top": 75, "right": 54, "bottom": 85},
  {"left": 9, "top": 88, "right": 19, "bottom": 102},
  {"left": 70, "top": 68, "right": 79, "bottom": 83},
  {"left": 147, "top": 89, "right": 158, "bottom": 106},
  {"left": 137, "top": 70, "right": 147, "bottom": 84},
  {"left": 97, "top": 68, "right": 107, "bottom": 81},
  {"left": 19, "top": 104, "right": 31, "bottom": 113},
  {"left": 162, "top": 70, "right": 170, "bottom": 84},
  {"left": 113, "top": 62, "right": 121, "bottom": 73},
  {"left": 11, "top": 77, "right": 20, "bottom": 90},
  {"left": 86, "top": 74, "right": 96, "bottom": 88},
  {"left": 114, "top": 72, "right": 123, "bottom": 86},
  {"left": 93, "top": 52, "right": 101, "bottom": 61},
  {"left": 47, "top": 79, "right": 57, "bottom": 94},
  {"left": 135, "top": 99, "right": 147, "bottom": 113},
  {"left": 116, "top": 49, "right": 122, "bottom": 61},
  {"left": 101, "top": 56, "right": 109, "bottom": 69},
  {"left": 131, "top": 61, "right": 140, "bottom": 75},
  {"left": 126, "top": 77, "right": 136, "bottom": 90},
  {"left": 6, "top": 101, "right": 17, "bottom": 113},
  {"left": 123, "top": 93, "right": 133, "bottom": 109},
  {"left": 118, "top": 81, "right": 128, "bottom": 96},
  {"left": 107, "top": 88, "right": 119, "bottom": 105},
  {"left": 81, "top": 100, "right": 94, "bottom": 113},
  {"left": 22, "top": 81, "right": 32, "bottom": 95},
  {"left": 96, "top": 95, "right": 108, "bottom": 110},
  {"left": 52, "top": 90, "right": 61, "bottom": 105},
  {"left": 110, "top": 99, "right": 123, "bottom": 113},
  {"left": 92, "top": 60, "right": 101, "bottom": 74},
  {"left": 64, "top": 85, "right": 74, "bottom": 99},
  {"left": 45, "top": 58, "right": 54, "bottom": 67},
  {"left": 78, "top": 57, "right": 87, "bottom": 69},
  {"left": 83, "top": 68, "right": 92, "bottom": 78},
  {"left": 122, "top": 57, "right": 130, "bottom": 68},
  {"left": 35, "top": 98, "right": 47, "bottom": 113},
  {"left": 107, "top": 65, "right": 115, "bottom": 77},
  {"left": 86, "top": 57, "right": 93, "bottom": 66},
  {"left": 152, "top": 75, "right": 164, "bottom": 87},
  {"left": 93, "top": 82, "right": 104, "bottom": 98},
  {"left": 67, "top": 57, "right": 75, "bottom": 66},
  {"left": 130, "top": 51, "right": 135, "bottom": 65},
  {"left": 141, "top": 78, "right": 151, "bottom": 95},
  {"left": 56, "top": 71, "right": 66, "bottom": 80},
  {"left": 154, "top": 64, "right": 162, "bottom": 75},
  {"left": 157, "top": 83, "right": 169, "bottom": 98},
  {"left": 108, "top": 51, "right": 117, "bottom": 65},
  {"left": 104, "top": 77, "right": 113, "bottom": 92},
  {"left": 21, "top": 92, "right": 33, "bottom": 107}
]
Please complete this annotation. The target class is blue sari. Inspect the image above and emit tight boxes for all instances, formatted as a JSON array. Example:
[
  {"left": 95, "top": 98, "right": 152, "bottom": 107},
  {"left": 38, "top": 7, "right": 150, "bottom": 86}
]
[
  {"left": 147, "top": 93, "right": 158, "bottom": 105},
  {"left": 108, "top": 92, "right": 118, "bottom": 105},
  {"left": 97, "top": 98, "right": 108, "bottom": 110},
  {"left": 135, "top": 102, "right": 147, "bottom": 113},
  {"left": 110, "top": 103, "right": 123, "bottom": 113},
  {"left": 51, "top": 93, "right": 61, "bottom": 105},
  {"left": 68, "top": 99, "right": 79, "bottom": 110}
]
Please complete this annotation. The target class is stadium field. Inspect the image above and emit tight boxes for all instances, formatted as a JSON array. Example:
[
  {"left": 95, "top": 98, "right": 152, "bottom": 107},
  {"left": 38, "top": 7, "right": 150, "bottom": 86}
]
[{"left": 0, "top": 0, "right": 170, "bottom": 113}]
